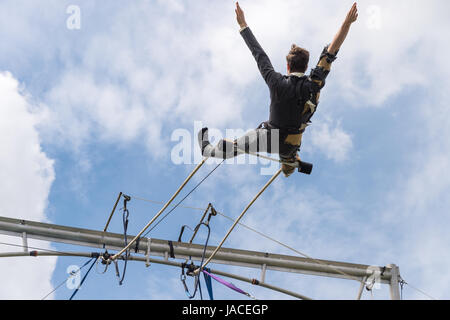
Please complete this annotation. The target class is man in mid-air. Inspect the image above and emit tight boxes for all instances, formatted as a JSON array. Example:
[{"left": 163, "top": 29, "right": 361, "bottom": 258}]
[{"left": 199, "top": 2, "right": 358, "bottom": 177}]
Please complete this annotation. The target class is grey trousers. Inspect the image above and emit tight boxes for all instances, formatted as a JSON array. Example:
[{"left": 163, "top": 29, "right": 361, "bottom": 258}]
[{"left": 203, "top": 127, "right": 299, "bottom": 161}]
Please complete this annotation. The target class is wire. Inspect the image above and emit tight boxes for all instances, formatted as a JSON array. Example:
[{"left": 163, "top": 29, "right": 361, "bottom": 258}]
[
  {"left": 403, "top": 280, "right": 437, "bottom": 300},
  {"left": 141, "top": 160, "right": 224, "bottom": 238},
  {"left": 42, "top": 277, "right": 72, "bottom": 300},
  {"left": 0, "top": 241, "right": 75, "bottom": 256},
  {"left": 129, "top": 196, "right": 206, "bottom": 212}
]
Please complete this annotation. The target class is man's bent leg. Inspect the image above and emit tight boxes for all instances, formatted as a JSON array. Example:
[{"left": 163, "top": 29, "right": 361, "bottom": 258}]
[{"left": 279, "top": 133, "right": 302, "bottom": 177}]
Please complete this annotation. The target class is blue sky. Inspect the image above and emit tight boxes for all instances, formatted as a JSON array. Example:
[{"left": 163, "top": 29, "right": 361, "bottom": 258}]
[{"left": 1, "top": 0, "right": 450, "bottom": 300}]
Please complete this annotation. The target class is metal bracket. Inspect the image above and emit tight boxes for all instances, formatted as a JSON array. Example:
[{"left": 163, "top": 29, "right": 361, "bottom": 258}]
[
  {"left": 22, "top": 232, "right": 28, "bottom": 253},
  {"left": 356, "top": 276, "right": 367, "bottom": 300},
  {"left": 260, "top": 264, "right": 267, "bottom": 283},
  {"left": 145, "top": 238, "right": 151, "bottom": 267}
]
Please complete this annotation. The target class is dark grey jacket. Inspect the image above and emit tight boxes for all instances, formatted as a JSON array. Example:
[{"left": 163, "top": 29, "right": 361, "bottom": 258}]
[{"left": 240, "top": 27, "right": 336, "bottom": 134}]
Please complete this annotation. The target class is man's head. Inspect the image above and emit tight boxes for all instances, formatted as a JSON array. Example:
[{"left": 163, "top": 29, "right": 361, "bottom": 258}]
[{"left": 286, "top": 44, "right": 309, "bottom": 74}]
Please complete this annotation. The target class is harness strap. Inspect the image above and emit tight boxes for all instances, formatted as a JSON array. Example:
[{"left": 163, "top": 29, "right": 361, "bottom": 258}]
[
  {"left": 145, "top": 238, "right": 151, "bottom": 267},
  {"left": 202, "top": 269, "right": 256, "bottom": 300},
  {"left": 202, "top": 267, "right": 214, "bottom": 300},
  {"left": 168, "top": 240, "right": 175, "bottom": 259},
  {"left": 134, "top": 237, "right": 140, "bottom": 253}
]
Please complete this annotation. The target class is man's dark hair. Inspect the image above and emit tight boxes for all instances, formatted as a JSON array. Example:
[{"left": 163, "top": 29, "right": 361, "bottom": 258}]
[{"left": 286, "top": 44, "right": 310, "bottom": 73}]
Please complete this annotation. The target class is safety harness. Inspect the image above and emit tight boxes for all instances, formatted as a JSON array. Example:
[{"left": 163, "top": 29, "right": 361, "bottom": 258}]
[
  {"left": 263, "top": 45, "right": 338, "bottom": 161},
  {"left": 295, "top": 45, "right": 339, "bottom": 134}
]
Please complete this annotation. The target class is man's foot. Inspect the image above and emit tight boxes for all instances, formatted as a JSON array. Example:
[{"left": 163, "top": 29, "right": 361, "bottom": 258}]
[
  {"left": 281, "top": 163, "right": 296, "bottom": 177},
  {"left": 198, "top": 127, "right": 214, "bottom": 157},
  {"left": 198, "top": 128, "right": 239, "bottom": 159}
]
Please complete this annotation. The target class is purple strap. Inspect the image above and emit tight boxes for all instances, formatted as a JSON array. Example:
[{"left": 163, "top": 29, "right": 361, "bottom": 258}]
[{"left": 202, "top": 269, "right": 247, "bottom": 296}]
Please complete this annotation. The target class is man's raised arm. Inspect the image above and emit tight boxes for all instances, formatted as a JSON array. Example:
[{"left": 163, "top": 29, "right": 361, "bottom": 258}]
[
  {"left": 309, "top": 3, "right": 358, "bottom": 92},
  {"left": 328, "top": 2, "right": 358, "bottom": 55},
  {"left": 235, "top": 2, "right": 282, "bottom": 88}
]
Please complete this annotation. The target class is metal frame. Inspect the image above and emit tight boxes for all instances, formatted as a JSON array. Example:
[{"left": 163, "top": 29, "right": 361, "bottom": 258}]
[{"left": 0, "top": 215, "right": 401, "bottom": 299}]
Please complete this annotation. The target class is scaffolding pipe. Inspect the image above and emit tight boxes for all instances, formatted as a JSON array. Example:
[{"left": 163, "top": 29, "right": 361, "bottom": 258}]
[
  {"left": 0, "top": 215, "right": 393, "bottom": 283},
  {"left": 0, "top": 250, "right": 310, "bottom": 300}
]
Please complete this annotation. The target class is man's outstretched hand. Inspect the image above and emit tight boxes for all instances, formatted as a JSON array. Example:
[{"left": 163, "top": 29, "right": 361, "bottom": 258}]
[
  {"left": 344, "top": 2, "right": 358, "bottom": 26},
  {"left": 235, "top": 2, "right": 247, "bottom": 29}
]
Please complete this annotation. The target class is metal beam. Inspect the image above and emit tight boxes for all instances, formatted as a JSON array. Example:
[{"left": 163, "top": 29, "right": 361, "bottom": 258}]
[
  {"left": 0, "top": 250, "right": 311, "bottom": 300},
  {"left": 0, "top": 215, "right": 393, "bottom": 284}
]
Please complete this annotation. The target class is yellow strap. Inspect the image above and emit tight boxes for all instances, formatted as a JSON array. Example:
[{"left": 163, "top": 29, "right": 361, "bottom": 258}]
[{"left": 284, "top": 133, "right": 303, "bottom": 146}]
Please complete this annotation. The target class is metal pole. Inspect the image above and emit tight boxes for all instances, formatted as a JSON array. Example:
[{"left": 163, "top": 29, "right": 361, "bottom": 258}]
[
  {"left": 0, "top": 215, "right": 394, "bottom": 283},
  {"left": 103, "top": 192, "right": 123, "bottom": 232},
  {"left": 201, "top": 168, "right": 282, "bottom": 269},
  {"left": 127, "top": 255, "right": 312, "bottom": 300},
  {"left": 388, "top": 263, "right": 401, "bottom": 300},
  {"left": 356, "top": 276, "right": 367, "bottom": 300},
  {"left": 111, "top": 158, "right": 207, "bottom": 260},
  {"left": 0, "top": 251, "right": 94, "bottom": 258}
]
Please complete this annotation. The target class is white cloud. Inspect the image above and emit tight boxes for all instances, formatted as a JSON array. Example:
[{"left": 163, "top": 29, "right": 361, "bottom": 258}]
[
  {"left": 2, "top": 0, "right": 450, "bottom": 300},
  {"left": 306, "top": 118, "right": 353, "bottom": 162},
  {"left": 0, "top": 72, "right": 56, "bottom": 299}
]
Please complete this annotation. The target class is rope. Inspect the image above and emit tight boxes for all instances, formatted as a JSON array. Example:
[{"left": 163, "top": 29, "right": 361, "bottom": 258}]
[
  {"left": 203, "top": 269, "right": 214, "bottom": 300},
  {"left": 178, "top": 204, "right": 218, "bottom": 300},
  {"left": 95, "top": 254, "right": 110, "bottom": 274},
  {"left": 41, "top": 257, "right": 95, "bottom": 300},
  {"left": 111, "top": 158, "right": 209, "bottom": 260},
  {"left": 202, "top": 269, "right": 256, "bottom": 300},
  {"left": 0, "top": 240, "right": 103, "bottom": 300},
  {"left": 69, "top": 257, "right": 97, "bottom": 300},
  {"left": 117, "top": 195, "right": 131, "bottom": 285},
  {"left": 180, "top": 222, "right": 212, "bottom": 300},
  {"left": 131, "top": 195, "right": 367, "bottom": 285},
  {"left": 103, "top": 192, "right": 123, "bottom": 232},
  {"left": 201, "top": 168, "right": 282, "bottom": 269},
  {"left": 142, "top": 160, "right": 224, "bottom": 238}
]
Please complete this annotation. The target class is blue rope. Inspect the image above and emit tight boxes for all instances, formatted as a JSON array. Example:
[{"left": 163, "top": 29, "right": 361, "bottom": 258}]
[
  {"left": 203, "top": 268, "right": 214, "bottom": 300},
  {"left": 69, "top": 258, "right": 96, "bottom": 300}
]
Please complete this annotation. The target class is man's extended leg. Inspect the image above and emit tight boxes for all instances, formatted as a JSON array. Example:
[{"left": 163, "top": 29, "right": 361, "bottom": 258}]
[
  {"left": 198, "top": 127, "right": 273, "bottom": 159},
  {"left": 198, "top": 127, "right": 306, "bottom": 177}
]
